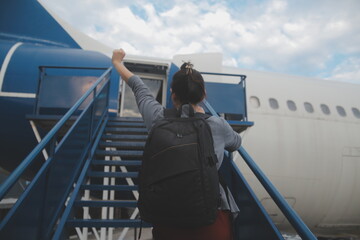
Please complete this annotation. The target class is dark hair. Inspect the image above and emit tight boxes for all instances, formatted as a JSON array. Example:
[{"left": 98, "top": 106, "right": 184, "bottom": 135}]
[{"left": 171, "top": 62, "right": 205, "bottom": 104}]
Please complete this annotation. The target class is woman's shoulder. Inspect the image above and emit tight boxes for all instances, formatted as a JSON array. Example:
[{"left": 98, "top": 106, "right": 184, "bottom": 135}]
[
  {"left": 207, "top": 115, "right": 227, "bottom": 124},
  {"left": 207, "top": 115, "right": 241, "bottom": 150},
  {"left": 206, "top": 116, "right": 231, "bottom": 131}
]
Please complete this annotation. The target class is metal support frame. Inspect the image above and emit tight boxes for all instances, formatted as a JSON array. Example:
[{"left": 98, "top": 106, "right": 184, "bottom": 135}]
[
  {"left": 0, "top": 67, "right": 112, "bottom": 240},
  {"left": 29, "top": 120, "right": 49, "bottom": 160},
  {"left": 200, "top": 71, "right": 249, "bottom": 122}
]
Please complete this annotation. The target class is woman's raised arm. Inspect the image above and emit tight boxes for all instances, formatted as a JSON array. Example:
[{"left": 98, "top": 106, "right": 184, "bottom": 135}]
[{"left": 112, "top": 48, "right": 134, "bottom": 82}]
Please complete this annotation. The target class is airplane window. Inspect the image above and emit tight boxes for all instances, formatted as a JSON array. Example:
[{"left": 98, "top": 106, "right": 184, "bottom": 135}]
[
  {"left": 250, "top": 96, "right": 260, "bottom": 108},
  {"left": 352, "top": 108, "right": 360, "bottom": 119},
  {"left": 336, "top": 106, "right": 346, "bottom": 117},
  {"left": 304, "top": 102, "right": 314, "bottom": 113},
  {"left": 269, "top": 98, "right": 279, "bottom": 109},
  {"left": 320, "top": 104, "right": 331, "bottom": 115},
  {"left": 287, "top": 100, "right": 297, "bottom": 111}
]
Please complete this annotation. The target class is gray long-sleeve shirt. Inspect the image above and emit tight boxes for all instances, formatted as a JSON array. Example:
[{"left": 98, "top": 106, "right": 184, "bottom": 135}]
[{"left": 128, "top": 75, "right": 241, "bottom": 214}]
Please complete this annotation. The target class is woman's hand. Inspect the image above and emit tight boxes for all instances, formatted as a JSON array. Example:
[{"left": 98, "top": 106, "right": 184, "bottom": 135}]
[
  {"left": 112, "top": 48, "right": 126, "bottom": 65},
  {"left": 112, "top": 48, "right": 134, "bottom": 82}
]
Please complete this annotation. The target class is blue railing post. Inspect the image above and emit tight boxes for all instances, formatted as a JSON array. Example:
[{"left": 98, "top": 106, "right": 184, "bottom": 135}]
[
  {"left": 48, "top": 136, "right": 57, "bottom": 159},
  {"left": 105, "top": 77, "right": 111, "bottom": 112},
  {"left": 89, "top": 87, "right": 97, "bottom": 142},
  {"left": 35, "top": 66, "right": 45, "bottom": 115}
]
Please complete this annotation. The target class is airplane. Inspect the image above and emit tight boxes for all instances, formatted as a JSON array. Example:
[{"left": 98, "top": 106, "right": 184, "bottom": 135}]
[{"left": 0, "top": 0, "right": 359, "bottom": 239}]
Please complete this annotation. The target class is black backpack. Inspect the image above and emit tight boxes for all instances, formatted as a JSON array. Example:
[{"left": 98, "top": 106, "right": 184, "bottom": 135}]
[{"left": 138, "top": 106, "right": 220, "bottom": 227}]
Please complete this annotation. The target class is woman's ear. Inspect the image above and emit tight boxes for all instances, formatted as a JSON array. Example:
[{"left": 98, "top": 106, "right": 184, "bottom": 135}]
[
  {"left": 171, "top": 92, "right": 176, "bottom": 102},
  {"left": 171, "top": 92, "right": 180, "bottom": 108},
  {"left": 200, "top": 90, "right": 207, "bottom": 102}
]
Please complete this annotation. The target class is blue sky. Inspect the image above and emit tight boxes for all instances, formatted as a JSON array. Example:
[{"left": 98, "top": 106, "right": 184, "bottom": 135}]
[{"left": 42, "top": 0, "right": 360, "bottom": 83}]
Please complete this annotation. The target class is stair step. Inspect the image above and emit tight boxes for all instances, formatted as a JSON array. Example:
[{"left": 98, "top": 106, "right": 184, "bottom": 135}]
[
  {"left": 99, "top": 141, "right": 145, "bottom": 150},
  {"left": 81, "top": 184, "right": 138, "bottom": 191},
  {"left": 92, "top": 160, "right": 142, "bottom": 166},
  {"left": 107, "top": 121, "right": 146, "bottom": 128},
  {"left": 87, "top": 171, "right": 139, "bottom": 178},
  {"left": 102, "top": 134, "right": 147, "bottom": 142},
  {"left": 108, "top": 117, "right": 144, "bottom": 123},
  {"left": 96, "top": 150, "right": 143, "bottom": 159},
  {"left": 105, "top": 127, "right": 148, "bottom": 135},
  {"left": 67, "top": 219, "right": 152, "bottom": 228},
  {"left": 74, "top": 200, "right": 137, "bottom": 208}
]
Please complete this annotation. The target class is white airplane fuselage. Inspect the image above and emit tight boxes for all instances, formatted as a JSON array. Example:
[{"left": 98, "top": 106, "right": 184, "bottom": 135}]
[{"left": 232, "top": 68, "right": 360, "bottom": 236}]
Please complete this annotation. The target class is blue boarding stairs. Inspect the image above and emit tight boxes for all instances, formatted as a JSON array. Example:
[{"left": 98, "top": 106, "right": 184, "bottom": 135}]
[{"left": 0, "top": 67, "right": 317, "bottom": 240}]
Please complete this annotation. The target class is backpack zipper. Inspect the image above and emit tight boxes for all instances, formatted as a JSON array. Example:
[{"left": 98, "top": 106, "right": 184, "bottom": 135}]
[{"left": 150, "top": 143, "right": 197, "bottom": 159}]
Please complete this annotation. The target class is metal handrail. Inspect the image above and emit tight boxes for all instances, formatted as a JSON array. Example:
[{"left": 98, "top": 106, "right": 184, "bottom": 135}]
[
  {"left": 203, "top": 99, "right": 317, "bottom": 240},
  {"left": 203, "top": 99, "right": 219, "bottom": 116},
  {"left": 39, "top": 66, "right": 108, "bottom": 70},
  {"left": 238, "top": 147, "right": 317, "bottom": 240},
  {"left": 200, "top": 71, "right": 247, "bottom": 82},
  {"left": 0, "top": 67, "right": 112, "bottom": 200}
]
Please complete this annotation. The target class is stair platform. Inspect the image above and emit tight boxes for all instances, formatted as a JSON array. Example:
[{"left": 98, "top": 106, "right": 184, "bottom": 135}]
[
  {"left": 81, "top": 184, "right": 138, "bottom": 191},
  {"left": 105, "top": 127, "right": 148, "bottom": 135},
  {"left": 87, "top": 171, "right": 139, "bottom": 178},
  {"left": 108, "top": 117, "right": 144, "bottom": 122},
  {"left": 92, "top": 160, "right": 142, "bottom": 166},
  {"left": 99, "top": 141, "right": 145, "bottom": 150},
  {"left": 107, "top": 121, "right": 146, "bottom": 128},
  {"left": 74, "top": 200, "right": 138, "bottom": 208},
  {"left": 102, "top": 134, "right": 147, "bottom": 142},
  {"left": 67, "top": 219, "right": 152, "bottom": 228}
]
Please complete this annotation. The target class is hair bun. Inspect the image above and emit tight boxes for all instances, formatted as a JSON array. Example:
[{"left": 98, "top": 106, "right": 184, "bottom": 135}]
[{"left": 180, "top": 61, "right": 194, "bottom": 75}]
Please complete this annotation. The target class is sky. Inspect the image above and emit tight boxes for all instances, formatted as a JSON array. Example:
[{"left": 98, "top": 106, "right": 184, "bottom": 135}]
[{"left": 42, "top": 0, "right": 360, "bottom": 83}]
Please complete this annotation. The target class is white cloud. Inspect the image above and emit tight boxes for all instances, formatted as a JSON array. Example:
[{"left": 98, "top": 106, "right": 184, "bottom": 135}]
[
  {"left": 239, "top": 56, "right": 255, "bottom": 66},
  {"left": 223, "top": 57, "right": 238, "bottom": 68},
  {"left": 268, "top": 0, "right": 287, "bottom": 12},
  {"left": 178, "top": 42, "right": 204, "bottom": 54},
  {"left": 41, "top": 0, "right": 360, "bottom": 83},
  {"left": 327, "top": 57, "right": 360, "bottom": 83}
]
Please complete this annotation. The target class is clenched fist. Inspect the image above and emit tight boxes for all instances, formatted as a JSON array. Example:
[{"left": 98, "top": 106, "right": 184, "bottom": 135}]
[{"left": 112, "top": 48, "right": 126, "bottom": 65}]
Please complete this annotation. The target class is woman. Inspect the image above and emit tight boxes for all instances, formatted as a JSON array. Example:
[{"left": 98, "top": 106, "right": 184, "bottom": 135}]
[{"left": 112, "top": 49, "right": 241, "bottom": 240}]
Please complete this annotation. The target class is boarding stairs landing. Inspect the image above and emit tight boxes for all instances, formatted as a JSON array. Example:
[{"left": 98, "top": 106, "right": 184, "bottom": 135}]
[{"left": 0, "top": 66, "right": 317, "bottom": 240}]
